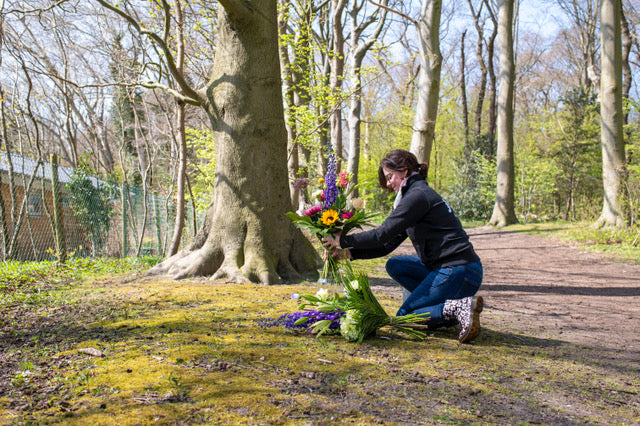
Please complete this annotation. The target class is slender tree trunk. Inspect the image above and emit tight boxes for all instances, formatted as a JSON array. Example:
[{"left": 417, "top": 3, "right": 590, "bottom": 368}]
[
  {"left": 278, "top": 0, "right": 299, "bottom": 210},
  {"left": 460, "top": 30, "right": 469, "bottom": 147},
  {"left": 0, "top": 96, "right": 10, "bottom": 259},
  {"left": 484, "top": 0, "right": 498, "bottom": 155},
  {"left": 330, "top": 0, "right": 346, "bottom": 169},
  {"left": 468, "top": 0, "right": 487, "bottom": 141},
  {"left": 409, "top": 0, "right": 442, "bottom": 166},
  {"left": 620, "top": 5, "right": 632, "bottom": 127},
  {"left": 489, "top": 0, "right": 517, "bottom": 227},
  {"left": 168, "top": 112, "right": 187, "bottom": 256},
  {"left": 279, "top": 0, "right": 313, "bottom": 211},
  {"left": 347, "top": 1, "right": 387, "bottom": 198},
  {"left": 347, "top": 69, "right": 363, "bottom": 197},
  {"left": 168, "top": 1, "right": 187, "bottom": 256},
  {"left": 50, "top": 154, "right": 67, "bottom": 263},
  {"left": 595, "top": 0, "right": 627, "bottom": 228},
  {"left": 154, "top": 191, "right": 163, "bottom": 255},
  {"left": 317, "top": 42, "right": 332, "bottom": 176},
  {"left": 151, "top": 0, "right": 319, "bottom": 283}
]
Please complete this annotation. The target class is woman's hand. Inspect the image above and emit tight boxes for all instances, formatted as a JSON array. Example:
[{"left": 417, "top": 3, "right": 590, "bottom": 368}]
[
  {"left": 322, "top": 232, "right": 341, "bottom": 250},
  {"left": 323, "top": 248, "right": 352, "bottom": 261}
]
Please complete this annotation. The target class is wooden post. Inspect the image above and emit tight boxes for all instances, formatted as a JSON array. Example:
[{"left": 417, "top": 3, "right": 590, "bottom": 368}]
[
  {"left": 50, "top": 154, "right": 67, "bottom": 263},
  {"left": 153, "top": 191, "right": 163, "bottom": 255}
]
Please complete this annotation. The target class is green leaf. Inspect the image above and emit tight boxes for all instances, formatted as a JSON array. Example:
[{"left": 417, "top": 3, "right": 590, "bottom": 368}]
[{"left": 294, "top": 317, "right": 310, "bottom": 326}]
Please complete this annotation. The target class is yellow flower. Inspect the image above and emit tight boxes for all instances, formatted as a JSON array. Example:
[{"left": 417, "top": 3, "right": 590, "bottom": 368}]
[
  {"left": 318, "top": 177, "right": 325, "bottom": 184},
  {"left": 320, "top": 209, "right": 339, "bottom": 226}
]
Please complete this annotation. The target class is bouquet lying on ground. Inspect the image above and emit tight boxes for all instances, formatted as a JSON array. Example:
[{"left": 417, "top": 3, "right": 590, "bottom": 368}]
[
  {"left": 259, "top": 261, "right": 430, "bottom": 343},
  {"left": 286, "top": 145, "right": 374, "bottom": 283}
]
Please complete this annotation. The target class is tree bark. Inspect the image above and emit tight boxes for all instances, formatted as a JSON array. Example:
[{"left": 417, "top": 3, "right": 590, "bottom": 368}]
[
  {"left": 409, "top": 0, "right": 442, "bottom": 167},
  {"left": 489, "top": 0, "right": 517, "bottom": 227},
  {"left": 595, "top": 0, "right": 627, "bottom": 228},
  {"left": 151, "top": 0, "right": 320, "bottom": 283}
]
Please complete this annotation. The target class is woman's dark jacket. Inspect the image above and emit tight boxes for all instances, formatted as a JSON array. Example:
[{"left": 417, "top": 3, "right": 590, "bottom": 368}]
[{"left": 340, "top": 174, "right": 480, "bottom": 269}]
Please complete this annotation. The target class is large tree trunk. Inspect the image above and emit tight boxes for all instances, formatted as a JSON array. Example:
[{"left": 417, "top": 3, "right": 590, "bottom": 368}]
[
  {"left": 409, "top": 0, "right": 442, "bottom": 166},
  {"left": 151, "top": 1, "right": 320, "bottom": 284},
  {"left": 489, "top": 0, "right": 517, "bottom": 227},
  {"left": 595, "top": 0, "right": 627, "bottom": 228}
]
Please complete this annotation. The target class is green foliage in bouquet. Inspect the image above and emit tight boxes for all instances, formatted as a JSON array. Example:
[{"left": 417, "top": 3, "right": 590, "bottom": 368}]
[
  {"left": 338, "top": 262, "right": 430, "bottom": 343},
  {"left": 295, "top": 261, "right": 430, "bottom": 343}
]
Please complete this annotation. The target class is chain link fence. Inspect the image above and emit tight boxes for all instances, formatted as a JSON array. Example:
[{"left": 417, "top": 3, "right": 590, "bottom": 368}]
[{"left": 0, "top": 153, "right": 200, "bottom": 271}]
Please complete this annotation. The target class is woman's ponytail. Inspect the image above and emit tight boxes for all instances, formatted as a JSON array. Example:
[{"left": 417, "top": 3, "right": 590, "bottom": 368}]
[{"left": 418, "top": 163, "right": 429, "bottom": 179}]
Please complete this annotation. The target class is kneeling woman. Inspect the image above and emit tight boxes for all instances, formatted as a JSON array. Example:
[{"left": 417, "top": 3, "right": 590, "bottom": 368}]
[{"left": 323, "top": 149, "right": 484, "bottom": 343}]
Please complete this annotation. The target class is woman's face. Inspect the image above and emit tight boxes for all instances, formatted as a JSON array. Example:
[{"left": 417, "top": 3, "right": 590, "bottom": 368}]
[{"left": 382, "top": 167, "right": 406, "bottom": 193}]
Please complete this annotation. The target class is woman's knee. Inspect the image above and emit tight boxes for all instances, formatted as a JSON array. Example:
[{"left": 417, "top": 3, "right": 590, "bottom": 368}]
[
  {"left": 385, "top": 255, "right": 416, "bottom": 278},
  {"left": 385, "top": 257, "right": 401, "bottom": 276}
]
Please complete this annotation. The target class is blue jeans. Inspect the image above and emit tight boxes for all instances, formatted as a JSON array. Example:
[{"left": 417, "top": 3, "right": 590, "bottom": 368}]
[{"left": 386, "top": 255, "right": 483, "bottom": 327}]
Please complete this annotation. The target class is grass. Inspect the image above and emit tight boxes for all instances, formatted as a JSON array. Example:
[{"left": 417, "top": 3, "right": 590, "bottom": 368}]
[{"left": 0, "top": 227, "right": 639, "bottom": 424}]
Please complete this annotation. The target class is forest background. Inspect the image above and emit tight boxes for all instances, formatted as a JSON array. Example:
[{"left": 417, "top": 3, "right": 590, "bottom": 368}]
[{"left": 0, "top": 0, "right": 639, "bottom": 273}]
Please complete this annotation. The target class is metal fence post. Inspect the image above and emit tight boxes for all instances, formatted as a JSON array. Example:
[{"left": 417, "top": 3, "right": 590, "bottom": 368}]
[{"left": 50, "top": 154, "right": 67, "bottom": 263}]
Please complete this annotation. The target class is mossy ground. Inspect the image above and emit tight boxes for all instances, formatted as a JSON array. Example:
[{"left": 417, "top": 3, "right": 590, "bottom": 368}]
[{"left": 1, "top": 229, "right": 639, "bottom": 425}]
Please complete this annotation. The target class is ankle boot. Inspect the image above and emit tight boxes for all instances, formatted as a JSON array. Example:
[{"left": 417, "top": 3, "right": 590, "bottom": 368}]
[{"left": 442, "top": 296, "right": 484, "bottom": 343}]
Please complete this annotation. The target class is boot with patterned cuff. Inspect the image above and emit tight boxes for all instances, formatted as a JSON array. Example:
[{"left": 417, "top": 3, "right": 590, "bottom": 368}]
[{"left": 442, "top": 296, "right": 484, "bottom": 343}]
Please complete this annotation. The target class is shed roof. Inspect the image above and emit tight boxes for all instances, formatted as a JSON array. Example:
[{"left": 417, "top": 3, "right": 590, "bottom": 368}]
[{"left": 0, "top": 152, "right": 102, "bottom": 186}]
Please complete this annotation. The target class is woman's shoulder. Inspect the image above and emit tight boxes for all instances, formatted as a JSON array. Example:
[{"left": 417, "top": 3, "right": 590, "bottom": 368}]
[{"left": 406, "top": 178, "right": 437, "bottom": 196}]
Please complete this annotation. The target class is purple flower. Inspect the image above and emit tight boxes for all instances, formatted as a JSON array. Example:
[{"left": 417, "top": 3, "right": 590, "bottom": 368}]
[
  {"left": 293, "top": 178, "right": 310, "bottom": 190},
  {"left": 324, "top": 146, "right": 339, "bottom": 209},
  {"left": 257, "top": 310, "right": 345, "bottom": 332}
]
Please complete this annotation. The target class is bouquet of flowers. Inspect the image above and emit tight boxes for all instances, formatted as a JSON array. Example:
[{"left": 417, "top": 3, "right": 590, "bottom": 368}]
[
  {"left": 286, "top": 147, "right": 374, "bottom": 283},
  {"left": 259, "top": 262, "right": 430, "bottom": 343}
]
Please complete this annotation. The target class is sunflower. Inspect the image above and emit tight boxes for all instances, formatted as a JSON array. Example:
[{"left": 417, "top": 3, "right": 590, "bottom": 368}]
[{"left": 320, "top": 209, "right": 339, "bottom": 226}]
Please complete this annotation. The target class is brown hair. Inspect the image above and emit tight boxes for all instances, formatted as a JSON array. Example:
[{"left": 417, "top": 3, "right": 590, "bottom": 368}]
[{"left": 377, "top": 149, "right": 428, "bottom": 191}]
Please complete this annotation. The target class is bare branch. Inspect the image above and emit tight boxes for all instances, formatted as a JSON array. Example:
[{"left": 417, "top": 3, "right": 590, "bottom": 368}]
[
  {"left": 95, "top": 0, "right": 202, "bottom": 103},
  {"left": 366, "top": 0, "right": 416, "bottom": 25},
  {"left": 2, "top": 0, "right": 72, "bottom": 16}
]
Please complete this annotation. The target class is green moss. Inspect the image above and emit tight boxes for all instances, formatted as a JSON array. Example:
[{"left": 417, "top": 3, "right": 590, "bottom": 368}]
[{"left": 1, "top": 261, "right": 638, "bottom": 425}]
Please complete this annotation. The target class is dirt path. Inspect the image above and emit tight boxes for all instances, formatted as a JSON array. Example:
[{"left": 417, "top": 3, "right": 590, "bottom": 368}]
[
  {"left": 468, "top": 228, "right": 639, "bottom": 371},
  {"left": 373, "top": 227, "right": 640, "bottom": 372}
]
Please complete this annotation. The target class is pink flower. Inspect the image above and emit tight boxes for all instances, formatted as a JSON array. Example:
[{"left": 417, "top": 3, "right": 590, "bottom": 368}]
[
  {"left": 303, "top": 205, "right": 322, "bottom": 216},
  {"left": 341, "top": 211, "right": 354, "bottom": 220},
  {"left": 339, "top": 172, "right": 349, "bottom": 188}
]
